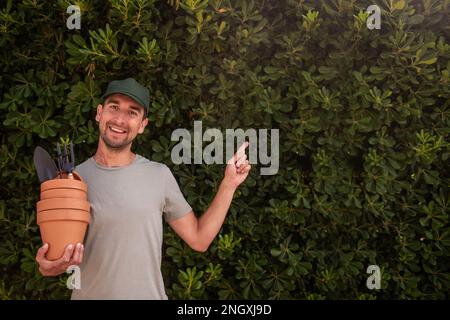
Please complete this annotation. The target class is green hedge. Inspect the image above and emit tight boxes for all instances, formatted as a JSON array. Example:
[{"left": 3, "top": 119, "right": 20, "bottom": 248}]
[{"left": 0, "top": 0, "right": 449, "bottom": 299}]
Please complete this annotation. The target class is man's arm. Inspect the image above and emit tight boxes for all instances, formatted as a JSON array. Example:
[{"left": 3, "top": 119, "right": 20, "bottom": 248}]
[{"left": 168, "top": 142, "right": 251, "bottom": 252}]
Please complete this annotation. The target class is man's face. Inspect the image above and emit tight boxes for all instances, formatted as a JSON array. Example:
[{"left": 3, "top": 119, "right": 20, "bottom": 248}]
[{"left": 95, "top": 93, "right": 148, "bottom": 150}]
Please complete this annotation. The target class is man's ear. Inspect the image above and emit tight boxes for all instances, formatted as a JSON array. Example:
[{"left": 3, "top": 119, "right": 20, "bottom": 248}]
[
  {"left": 95, "top": 104, "right": 103, "bottom": 122},
  {"left": 138, "top": 117, "right": 148, "bottom": 134}
]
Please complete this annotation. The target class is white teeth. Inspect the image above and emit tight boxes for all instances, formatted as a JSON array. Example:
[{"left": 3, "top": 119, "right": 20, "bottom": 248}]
[{"left": 109, "top": 126, "right": 126, "bottom": 133}]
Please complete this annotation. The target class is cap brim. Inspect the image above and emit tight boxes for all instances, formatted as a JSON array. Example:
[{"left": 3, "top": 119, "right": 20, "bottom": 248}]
[{"left": 102, "top": 90, "right": 148, "bottom": 113}]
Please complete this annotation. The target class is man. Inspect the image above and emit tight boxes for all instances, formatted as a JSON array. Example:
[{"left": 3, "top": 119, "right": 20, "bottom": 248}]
[{"left": 35, "top": 78, "right": 251, "bottom": 299}]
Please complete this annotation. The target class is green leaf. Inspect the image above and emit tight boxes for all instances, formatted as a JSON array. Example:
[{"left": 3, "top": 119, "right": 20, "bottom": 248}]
[
  {"left": 419, "top": 57, "right": 437, "bottom": 65},
  {"left": 270, "top": 248, "right": 282, "bottom": 257},
  {"left": 409, "top": 15, "right": 424, "bottom": 25},
  {"left": 393, "top": 0, "right": 406, "bottom": 10}
]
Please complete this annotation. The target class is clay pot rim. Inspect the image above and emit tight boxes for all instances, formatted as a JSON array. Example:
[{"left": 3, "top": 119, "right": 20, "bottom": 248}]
[
  {"left": 41, "top": 183, "right": 87, "bottom": 192},
  {"left": 40, "top": 171, "right": 87, "bottom": 192},
  {"left": 41, "top": 188, "right": 87, "bottom": 198},
  {"left": 37, "top": 209, "right": 90, "bottom": 224},
  {"left": 37, "top": 198, "right": 90, "bottom": 212}
]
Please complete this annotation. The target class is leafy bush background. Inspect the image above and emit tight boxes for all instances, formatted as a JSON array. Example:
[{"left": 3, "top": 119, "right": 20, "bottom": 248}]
[{"left": 0, "top": 0, "right": 449, "bottom": 299}]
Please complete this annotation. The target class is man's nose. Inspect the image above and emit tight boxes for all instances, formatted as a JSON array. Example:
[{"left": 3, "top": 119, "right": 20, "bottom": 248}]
[{"left": 113, "top": 110, "right": 128, "bottom": 125}]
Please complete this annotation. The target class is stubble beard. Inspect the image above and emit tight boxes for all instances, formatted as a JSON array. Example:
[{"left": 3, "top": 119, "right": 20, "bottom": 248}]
[{"left": 100, "top": 126, "right": 133, "bottom": 150}]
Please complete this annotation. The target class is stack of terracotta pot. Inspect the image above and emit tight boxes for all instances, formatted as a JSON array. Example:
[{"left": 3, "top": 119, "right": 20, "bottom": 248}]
[{"left": 36, "top": 171, "right": 90, "bottom": 260}]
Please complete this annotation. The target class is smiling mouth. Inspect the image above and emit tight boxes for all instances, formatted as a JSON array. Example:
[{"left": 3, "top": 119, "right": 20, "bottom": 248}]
[{"left": 108, "top": 125, "right": 127, "bottom": 134}]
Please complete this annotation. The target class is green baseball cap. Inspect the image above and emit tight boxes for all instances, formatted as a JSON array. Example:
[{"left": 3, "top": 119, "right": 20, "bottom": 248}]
[{"left": 101, "top": 78, "right": 150, "bottom": 115}]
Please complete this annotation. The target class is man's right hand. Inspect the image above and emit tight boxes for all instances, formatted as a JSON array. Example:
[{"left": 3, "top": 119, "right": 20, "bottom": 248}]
[{"left": 35, "top": 243, "right": 84, "bottom": 277}]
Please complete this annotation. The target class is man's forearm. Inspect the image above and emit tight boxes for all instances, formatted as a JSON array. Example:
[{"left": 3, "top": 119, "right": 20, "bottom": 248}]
[
  {"left": 196, "top": 180, "right": 236, "bottom": 249},
  {"left": 169, "top": 144, "right": 250, "bottom": 252}
]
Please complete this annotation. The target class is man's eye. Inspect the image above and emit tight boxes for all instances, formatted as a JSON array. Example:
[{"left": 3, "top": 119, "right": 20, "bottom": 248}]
[
  {"left": 110, "top": 105, "right": 119, "bottom": 110},
  {"left": 129, "top": 111, "right": 137, "bottom": 117}
]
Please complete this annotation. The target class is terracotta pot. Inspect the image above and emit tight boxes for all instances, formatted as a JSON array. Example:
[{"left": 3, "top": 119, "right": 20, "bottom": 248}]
[
  {"left": 40, "top": 171, "right": 87, "bottom": 192},
  {"left": 36, "top": 198, "right": 90, "bottom": 212},
  {"left": 40, "top": 171, "right": 87, "bottom": 200},
  {"left": 36, "top": 170, "right": 91, "bottom": 260},
  {"left": 37, "top": 209, "right": 90, "bottom": 260}
]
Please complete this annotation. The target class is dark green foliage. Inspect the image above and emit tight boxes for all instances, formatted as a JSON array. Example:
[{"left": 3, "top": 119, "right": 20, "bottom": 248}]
[{"left": 1, "top": 0, "right": 449, "bottom": 299}]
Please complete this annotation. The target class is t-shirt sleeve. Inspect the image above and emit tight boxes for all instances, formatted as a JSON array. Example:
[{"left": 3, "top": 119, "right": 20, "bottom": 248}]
[{"left": 162, "top": 165, "right": 192, "bottom": 222}]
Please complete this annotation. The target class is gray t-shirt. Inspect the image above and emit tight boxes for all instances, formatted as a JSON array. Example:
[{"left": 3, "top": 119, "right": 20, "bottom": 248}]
[{"left": 70, "top": 154, "right": 192, "bottom": 300}]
